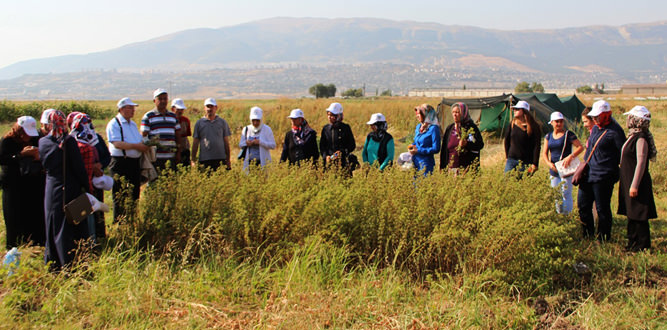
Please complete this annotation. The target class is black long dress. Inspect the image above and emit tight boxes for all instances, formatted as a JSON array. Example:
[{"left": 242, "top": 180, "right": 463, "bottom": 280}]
[
  {"left": 0, "top": 136, "right": 46, "bottom": 248},
  {"left": 39, "top": 135, "right": 90, "bottom": 270},
  {"left": 618, "top": 133, "right": 657, "bottom": 220}
]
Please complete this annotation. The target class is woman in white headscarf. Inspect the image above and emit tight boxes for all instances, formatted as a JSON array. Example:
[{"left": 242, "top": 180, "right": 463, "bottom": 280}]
[{"left": 239, "top": 106, "right": 276, "bottom": 169}]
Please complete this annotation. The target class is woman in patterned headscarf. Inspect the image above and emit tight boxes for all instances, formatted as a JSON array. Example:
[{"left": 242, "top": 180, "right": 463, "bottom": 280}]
[
  {"left": 618, "top": 106, "right": 658, "bottom": 251},
  {"left": 409, "top": 104, "right": 441, "bottom": 175},
  {"left": 440, "top": 102, "right": 484, "bottom": 174},
  {"left": 38, "top": 110, "right": 91, "bottom": 271}
]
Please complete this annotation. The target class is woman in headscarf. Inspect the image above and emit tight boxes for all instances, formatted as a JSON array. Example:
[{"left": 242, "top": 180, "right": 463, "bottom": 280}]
[
  {"left": 504, "top": 101, "right": 541, "bottom": 174},
  {"left": 439, "top": 102, "right": 484, "bottom": 174},
  {"left": 0, "top": 116, "right": 45, "bottom": 248},
  {"left": 409, "top": 104, "right": 441, "bottom": 175},
  {"left": 320, "top": 102, "right": 356, "bottom": 174},
  {"left": 280, "top": 109, "right": 319, "bottom": 166},
  {"left": 618, "top": 106, "right": 657, "bottom": 251},
  {"left": 578, "top": 100, "right": 625, "bottom": 242},
  {"left": 239, "top": 106, "right": 276, "bottom": 170},
  {"left": 39, "top": 110, "right": 91, "bottom": 271},
  {"left": 362, "top": 113, "right": 394, "bottom": 171}
]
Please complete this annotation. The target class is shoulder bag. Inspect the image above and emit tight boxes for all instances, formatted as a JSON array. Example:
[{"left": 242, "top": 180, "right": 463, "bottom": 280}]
[
  {"left": 572, "top": 130, "right": 608, "bottom": 186},
  {"left": 554, "top": 131, "right": 580, "bottom": 178},
  {"left": 62, "top": 136, "right": 93, "bottom": 225}
]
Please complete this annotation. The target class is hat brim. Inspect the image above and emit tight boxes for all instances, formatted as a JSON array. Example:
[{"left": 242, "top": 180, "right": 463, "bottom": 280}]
[{"left": 23, "top": 126, "right": 39, "bottom": 137}]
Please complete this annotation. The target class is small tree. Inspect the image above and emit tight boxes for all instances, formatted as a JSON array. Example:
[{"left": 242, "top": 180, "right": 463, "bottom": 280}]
[
  {"left": 342, "top": 88, "right": 364, "bottom": 98},
  {"left": 514, "top": 81, "right": 532, "bottom": 93},
  {"left": 576, "top": 85, "right": 593, "bottom": 94},
  {"left": 531, "top": 82, "right": 545, "bottom": 93},
  {"left": 380, "top": 89, "right": 392, "bottom": 96},
  {"left": 308, "top": 83, "right": 337, "bottom": 98}
]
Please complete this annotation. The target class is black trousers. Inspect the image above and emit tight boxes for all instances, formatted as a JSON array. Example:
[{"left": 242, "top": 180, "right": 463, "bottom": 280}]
[
  {"left": 153, "top": 157, "right": 177, "bottom": 174},
  {"left": 109, "top": 157, "right": 141, "bottom": 222},
  {"left": 578, "top": 180, "right": 615, "bottom": 241},
  {"left": 199, "top": 159, "right": 227, "bottom": 171},
  {"left": 627, "top": 219, "right": 651, "bottom": 251}
]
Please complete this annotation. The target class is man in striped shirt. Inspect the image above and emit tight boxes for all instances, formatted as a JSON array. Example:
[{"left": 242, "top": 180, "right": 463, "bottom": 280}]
[{"left": 141, "top": 88, "right": 182, "bottom": 172}]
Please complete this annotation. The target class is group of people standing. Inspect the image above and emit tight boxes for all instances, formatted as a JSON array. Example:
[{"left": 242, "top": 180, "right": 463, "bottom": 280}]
[{"left": 0, "top": 94, "right": 660, "bottom": 271}]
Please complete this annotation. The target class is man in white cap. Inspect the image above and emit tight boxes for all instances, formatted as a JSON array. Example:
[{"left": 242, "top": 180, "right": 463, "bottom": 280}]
[
  {"left": 171, "top": 98, "right": 192, "bottom": 166},
  {"left": 577, "top": 99, "right": 625, "bottom": 242},
  {"left": 106, "top": 97, "right": 149, "bottom": 222},
  {"left": 140, "top": 88, "right": 182, "bottom": 172},
  {"left": 280, "top": 109, "right": 319, "bottom": 166},
  {"left": 191, "top": 98, "right": 232, "bottom": 170}
]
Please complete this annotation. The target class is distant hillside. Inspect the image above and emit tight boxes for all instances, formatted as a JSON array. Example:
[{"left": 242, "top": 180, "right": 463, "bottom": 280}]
[{"left": 1, "top": 17, "right": 666, "bottom": 80}]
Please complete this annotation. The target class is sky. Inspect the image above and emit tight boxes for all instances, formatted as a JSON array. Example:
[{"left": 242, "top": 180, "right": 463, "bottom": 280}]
[{"left": 1, "top": 0, "right": 666, "bottom": 69}]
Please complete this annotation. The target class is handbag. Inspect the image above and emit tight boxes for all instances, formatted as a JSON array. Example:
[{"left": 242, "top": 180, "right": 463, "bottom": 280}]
[
  {"left": 237, "top": 126, "right": 248, "bottom": 160},
  {"left": 572, "top": 130, "right": 608, "bottom": 186},
  {"left": 553, "top": 131, "right": 579, "bottom": 178},
  {"left": 62, "top": 136, "right": 93, "bottom": 225}
]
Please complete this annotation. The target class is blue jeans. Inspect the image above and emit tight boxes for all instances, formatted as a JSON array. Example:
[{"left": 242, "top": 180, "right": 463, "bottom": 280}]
[
  {"left": 504, "top": 158, "right": 527, "bottom": 173},
  {"left": 550, "top": 175, "right": 573, "bottom": 214}
]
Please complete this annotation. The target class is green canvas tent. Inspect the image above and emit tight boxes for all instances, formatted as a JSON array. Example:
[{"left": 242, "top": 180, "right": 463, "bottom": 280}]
[{"left": 439, "top": 93, "right": 585, "bottom": 134}]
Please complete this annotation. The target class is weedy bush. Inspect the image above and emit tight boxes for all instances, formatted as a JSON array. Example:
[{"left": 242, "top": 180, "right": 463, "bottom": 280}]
[{"left": 119, "top": 162, "right": 578, "bottom": 294}]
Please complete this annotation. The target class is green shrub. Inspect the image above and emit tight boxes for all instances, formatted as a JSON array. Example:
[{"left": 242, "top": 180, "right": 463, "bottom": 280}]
[
  {"left": 0, "top": 100, "right": 115, "bottom": 122},
  {"left": 120, "top": 163, "right": 578, "bottom": 293}
]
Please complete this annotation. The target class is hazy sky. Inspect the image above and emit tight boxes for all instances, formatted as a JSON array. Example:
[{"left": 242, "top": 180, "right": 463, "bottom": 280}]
[{"left": 1, "top": 0, "right": 665, "bottom": 69}]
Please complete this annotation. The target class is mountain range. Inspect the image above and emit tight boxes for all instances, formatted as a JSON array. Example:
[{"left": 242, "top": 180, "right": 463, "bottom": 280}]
[{"left": 1, "top": 17, "right": 666, "bottom": 99}]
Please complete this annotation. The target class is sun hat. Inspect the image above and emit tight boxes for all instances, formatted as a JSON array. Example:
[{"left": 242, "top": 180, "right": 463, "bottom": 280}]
[
  {"left": 512, "top": 100, "right": 530, "bottom": 111},
  {"left": 249, "top": 106, "right": 263, "bottom": 120},
  {"left": 325, "top": 102, "right": 343, "bottom": 115},
  {"left": 92, "top": 175, "right": 114, "bottom": 191},
  {"left": 171, "top": 98, "right": 186, "bottom": 110},
  {"left": 288, "top": 109, "right": 304, "bottom": 119},
  {"left": 117, "top": 97, "right": 138, "bottom": 109},
  {"left": 17, "top": 116, "right": 39, "bottom": 137},
  {"left": 153, "top": 88, "right": 168, "bottom": 99},
  {"left": 40, "top": 109, "right": 55, "bottom": 124},
  {"left": 548, "top": 111, "right": 565, "bottom": 124},
  {"left": 366, "top": 113, "right": 386, "bottom": 125},
  {"left": 588, "top": 100, "right": 611, "bottom": 117},
  {"left": 623, "top": 105, "right": 651, "bottom": 121},
  {"left": 204, "top": 98, "right": 217, "bottom": 107}
]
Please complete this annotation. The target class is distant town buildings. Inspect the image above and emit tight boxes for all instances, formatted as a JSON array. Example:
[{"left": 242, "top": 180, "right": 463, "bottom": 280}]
[{"left": 621, "top": 84, "right": 667, "bottom": 95}]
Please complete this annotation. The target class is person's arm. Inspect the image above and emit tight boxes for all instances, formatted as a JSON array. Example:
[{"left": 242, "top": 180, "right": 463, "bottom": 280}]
[
  {"left": 140, "top": 114, "right": 150, "bottom": 137},
  {"left": 417, "top": 126, "right": 440, "bottom": 155},
  {"left": 319, "top": 127, "right": 329, "bottom": 158},
  {"left": 613, "top": 130, "right": 626, "bottom": 161},
  {"left": 95, "top": 134, "right": 111, "bottom": 169},
  {"left": 542, "top": 137, "right": 555, "bottom": 172},
  {"left": 439, "top": 125, "right": 449, "bottom": 170},
  {"left": 466, "top": 123, "right": 484, "bottom": 153},
  {"left": 259, "top": 126, "right": 276, "bottom": 150},
  {"left": 362, "top": 136, "right": 369, "bottom": 164},
  {"left": 223, "top": 135, "right": 231, "bottom": 169},
  {"left": 191, "top": 138, "right": 199, "bottom": 164},
  {"left": 280, "top": 133, "right": 289, "bottom": 163},
  {"left": 0, "top": 138, "right": 18, "bottom": 165},
  {"left": 380, "top": 138, "right": 394, "bottom": 171},
  {"left": 345, "top": 124, "right": 355, "bottom": 154},
  {"left": 504, "top": 125, "right": 511, "bottom": 158},
  {"left": 531, "top": 127, "right": 542, "bottom": 169},
  {"left": 239, "top": 126, "right": 248, "bottom": 148},
  {"left": 308, "top": 130, "right": 320, "bottom": 163},
  {"left": 630, "top": 138, "right": 648, "bottom": 198}
]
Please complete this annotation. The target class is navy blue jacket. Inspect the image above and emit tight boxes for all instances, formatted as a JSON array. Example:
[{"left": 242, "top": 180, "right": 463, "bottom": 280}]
[{"left": 585, "top": 118, "right": 625, "bottom": 183}]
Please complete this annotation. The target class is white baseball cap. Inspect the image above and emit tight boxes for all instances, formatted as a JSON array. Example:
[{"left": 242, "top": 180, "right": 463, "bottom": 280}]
[
  {"left": 171, "top": 98, "right": 186, "bottom": 110},
  {"left": 117, "top": 97, "right": 138, "bottom": 109},
  {"left": 249, "top": 106, "right": 263, "bottom": 120},
  {"left": 623, "top": 105, "right": 651, "bottom": 121},
  {"left": 153, "top": 88, "right": 168, "bottom": 99},
  {"left": 588, "top": 100, "right": 611, "bottom": 117},
  {"left": 548, "top": 111, "right": 565, "bottom": 124},
  {"left": 288, "top": 109, "right": 304, "bottom": 119},
  {"left": 17, "top": 116, "right": 39, "bottom": 137},
  {"left": 366, "top": 113, "right": 386, "bottom": 125},
  {"left": 325, "top": 102, "right": 343, "bottom": 115},
  {"left": 40, "top": 109, "right": 55, "bottom": 124},
  {"left": 512, "top": 100, "right": 530, "bottom": 111},
  {"left": 204, "top": 98, "right": 217, "bottom": 107}
]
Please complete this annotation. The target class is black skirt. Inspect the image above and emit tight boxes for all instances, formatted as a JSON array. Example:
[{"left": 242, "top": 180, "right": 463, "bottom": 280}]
[{"left": 617, "top": 133, "right": 657, "bottom": 220}]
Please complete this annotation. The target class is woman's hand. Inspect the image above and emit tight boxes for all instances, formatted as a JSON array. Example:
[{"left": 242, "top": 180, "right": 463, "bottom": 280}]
[
  {"left": 562, "top": 155, "right": 573, "bottom": 168},
  {"left": 20, "top": 146, "right": 39, "bottom": 159},
  {"left": 528, "top": 164, "right": 537, "bottom": 173},
  {"left": 92, "top": 163, "right": 103, "bottom": 177},
  {"left": 549, "top": 162, "right": 557, "bottom": 173},
  {"left": 629, "top": 187, "right": 639, "bottom": 198}
]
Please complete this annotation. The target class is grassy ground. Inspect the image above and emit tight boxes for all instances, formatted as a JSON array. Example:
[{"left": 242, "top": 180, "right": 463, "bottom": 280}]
[{"left": 0, "top": 97, "right": 666, "bottom": 329}]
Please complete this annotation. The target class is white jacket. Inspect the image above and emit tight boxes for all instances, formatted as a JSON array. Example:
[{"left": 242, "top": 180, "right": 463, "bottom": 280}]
[{"left": 239, "top": 124, "right": 276, "bottom": 169}]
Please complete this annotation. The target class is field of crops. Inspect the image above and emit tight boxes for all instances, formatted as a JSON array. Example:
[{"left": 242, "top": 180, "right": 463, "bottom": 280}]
[{"left": 0, "top": 96, "right": 666, "bottom": 328}]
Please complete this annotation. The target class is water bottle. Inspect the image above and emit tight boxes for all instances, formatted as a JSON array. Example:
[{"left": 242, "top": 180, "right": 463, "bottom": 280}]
[{"left": 3, "top": 247, "right": 21, "bottom": 276}]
